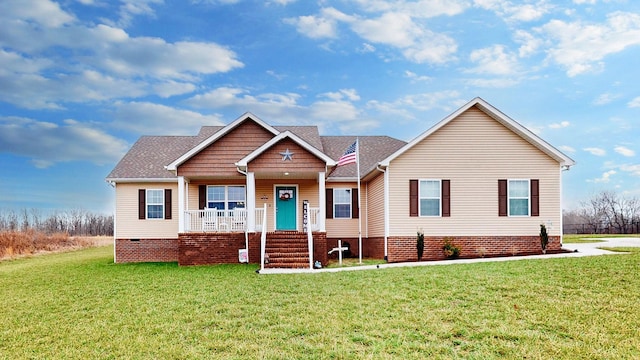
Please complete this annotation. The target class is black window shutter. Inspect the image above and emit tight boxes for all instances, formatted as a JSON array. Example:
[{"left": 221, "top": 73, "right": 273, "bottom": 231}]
[
  {"left": 325, "top": 188, "right": 333, "bottom": 219},
  {"left": 409, "top": 180, "right": 418, "bottom": 217},
  {"left": 351, "top": 188, "right": 359, "bottom": 219},
  {"left": 138, "top": 189, "right": 146, "bottom": 220},
  {"left": 498, "top": 180, "right": 507, "bottom": 217},
  {"left": 531, "top": 179, "right": 539, "bottom": 217},
  {"left": 199, "top": 185, "right": 206, "bottom": 209},
  {"left": 442, "top": 180, "right": 450, "bottom": 217},
  {"left": 164, "top": 189, "right": 172, "bottom": 220}
]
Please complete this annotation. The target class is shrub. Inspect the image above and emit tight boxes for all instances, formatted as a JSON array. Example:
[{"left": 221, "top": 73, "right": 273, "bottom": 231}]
[
  {"left": 540, "top": 223, "right": 549, "bottom": 254},
  {"left": 416, "top": 229, "right": 424, "bottom": 261},
  {"left": 442, "top": 237, "right": 461, "bottom": 259}
]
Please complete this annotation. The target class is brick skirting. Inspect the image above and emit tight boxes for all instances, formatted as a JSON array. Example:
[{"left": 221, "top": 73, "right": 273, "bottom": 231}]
[
  {"left": 179, "top": 232, "right": 327, "bottom": 266},
  {"left": 387, "top": 235, "right": 561, "bottom": 263},
  {"left": 115, "top": 238, "right": 179, "bottom": 263}
]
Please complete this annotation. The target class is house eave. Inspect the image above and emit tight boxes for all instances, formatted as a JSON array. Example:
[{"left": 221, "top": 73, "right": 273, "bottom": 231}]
[{"left": 105, "top": 177, "right": 178, "bottom": 184}]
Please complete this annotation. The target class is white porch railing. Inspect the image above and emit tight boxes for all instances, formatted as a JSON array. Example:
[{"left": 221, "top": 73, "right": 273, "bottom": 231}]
[
  {"left": 184, "top": 209, "right": 248, "bottom": 232},
  {"left": 183, "top": 206, "right": 319, "bottom": 232}
]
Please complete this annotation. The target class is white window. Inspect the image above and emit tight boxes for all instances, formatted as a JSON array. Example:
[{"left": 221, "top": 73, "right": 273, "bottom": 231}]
[
  {"left": 207, "top": 186, "right": 246, "bottom": 212},
  {"left": 333, "top": 188, "right": 352, "bottom": 219},
  {"left": 146, "top": 189, "right": 164, "bottom": 219},
  {"left": 419, "top": 180, "right": 441, "bottom": 217},
  {"left": 508, "top": 179, "right": 529, "bottom": 216}
]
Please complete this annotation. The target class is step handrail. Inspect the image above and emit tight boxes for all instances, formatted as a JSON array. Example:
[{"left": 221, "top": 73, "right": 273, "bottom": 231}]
[
  {"left": 260, "top": 203, "right": 267, "bottom": 272},
  {"left": 307, "top": 220, "right": 313, "bottom": 269}
]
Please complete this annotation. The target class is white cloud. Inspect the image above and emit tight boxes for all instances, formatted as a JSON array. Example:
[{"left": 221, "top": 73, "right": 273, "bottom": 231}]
[
  {"left": 467, "top": 45, "right": 520, "bottom": 75},
  {"left": 588, "top": 170, "right": 616, "bottom": 183},
  {"left": 464, "top": 78, "right": 519, "bottom": 88},
  {"left": 620, "top": 164, "right": 640, "bottom": 177},
  {"left": 366, "top": 90, "right": 462, "bottom": 119},
  {"left": 0, "top": 0, "right": 75, "bottom": 28},
  {"left": 287, "top": 7, "right": 458, "bottom": 64},
  {"left": 353, "top": 0, "right": 469, "bottom": 18},
  {"left": 549, "top": 121, "right": 570, "bottom": 129},
  {"left": 284, "top": 7, "right": 352, "bottom": 39},
  {"left": 594, "top": 93, "right": 620, "bottom": 105},
  {"left": 584, "top": 147, "right": 606, "bottom": 156},
  {"left": 539, "top": 12, "right": 640, "bottom": 77},
  {"left": 0, "top": 16, "right": 242, "bottom": 109},
  {"left": 628, "top": 96, "right": 640, "bottom": 108},
  {"left": 404, "top": 71, "right": 431, "bottom": 82},
  {"left": 514, "top": 30, "right": 543, "bottom": 57},
  {"left": 0, "top": 116, "right": 129, "bottom": 168},
  {"left": 110, "top": 0, "right": 163, "bottom": 28},
  {"left": 615, "top": 146, "right": 636, "bottom": 157},
  {"left": 111, "top": 102, "right": 224, "bottom": 135},
  {"left": 184, "top": 86, "right": 367, "bottom": 131},
  {"left": 474, "top": 0, "right": 552, "bottom": 23}
]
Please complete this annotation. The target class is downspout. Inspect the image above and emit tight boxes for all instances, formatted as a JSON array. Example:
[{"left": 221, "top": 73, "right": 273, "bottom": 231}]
[
  {"left": 105, "top": 180, "right": 117, "bottom": 263},
  {"left": 376, "top": 165, "right": 389, "bottom": 261}
]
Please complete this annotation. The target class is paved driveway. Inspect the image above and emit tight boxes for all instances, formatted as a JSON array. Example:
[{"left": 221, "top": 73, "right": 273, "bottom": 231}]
[{"left": 562, "top": 237, "right": 640, "bottom": 255}]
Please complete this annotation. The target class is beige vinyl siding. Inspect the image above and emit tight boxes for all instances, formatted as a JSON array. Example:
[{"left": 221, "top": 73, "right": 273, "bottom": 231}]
[
  {"left": 366, "top": 173, "right": 385, "bottom": 237},
  {"left": 115, "top": 182, "right": 179, "bottom": 239},
  {"left": 388, "top": 106, "right": 563, "bottom": 237},
  {"left": 326, "top": 182, "right": 363, "bottom": 238}
]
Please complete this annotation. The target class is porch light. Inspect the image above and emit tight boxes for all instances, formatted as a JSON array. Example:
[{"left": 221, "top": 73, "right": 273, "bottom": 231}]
[{"left": 284, "top": 172, "right": 289, "bottom": 176}]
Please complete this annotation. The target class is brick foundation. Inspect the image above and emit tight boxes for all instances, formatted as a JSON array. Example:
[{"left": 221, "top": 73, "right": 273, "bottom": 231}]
[
  {"left": 179, "top": 232, "right": 327, "bottom": 266},
  {"left": 387, "top": 235, "right": 562, "bottom": 263},
  {"left": 178, "top": 232, "right": 262, "bottom": 266},
  {"left": 115, "top": 238, "right": 179, "bottom": 263},
  {"left": 117, "top": 233, "right": 556, "bottom": 265}
]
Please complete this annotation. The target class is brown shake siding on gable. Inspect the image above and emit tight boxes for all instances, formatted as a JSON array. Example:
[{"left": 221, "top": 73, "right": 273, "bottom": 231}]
[
  {"left": 178, "top": 120, "right": 275, "bottom": 177},
  {"left": 248, "top": 138, "right": 326, "bottom": 172}
]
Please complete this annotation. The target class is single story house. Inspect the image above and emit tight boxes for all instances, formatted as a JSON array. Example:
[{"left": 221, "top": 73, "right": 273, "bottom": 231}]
[{"left": 106, "top": 97, "right": 575, "bottom": 268}]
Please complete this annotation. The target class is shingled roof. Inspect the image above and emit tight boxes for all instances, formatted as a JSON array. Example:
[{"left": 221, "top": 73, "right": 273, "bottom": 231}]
[
  {"left": 107, "top": 121, "right": 406, "bottom": 181},
  {"left": 322, "top": 136, "right": 407, "bottom": 179}
]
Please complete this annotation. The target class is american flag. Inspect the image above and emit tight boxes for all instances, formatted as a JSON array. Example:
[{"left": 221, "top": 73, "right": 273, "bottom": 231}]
[{"left": 337, "top": 139, "right": 357, "bottom": 166}]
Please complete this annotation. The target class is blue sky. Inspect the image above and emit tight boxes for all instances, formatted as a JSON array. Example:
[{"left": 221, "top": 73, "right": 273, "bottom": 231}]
[{"left": 1, "top": 0, "right": 640, "bottom": 214}]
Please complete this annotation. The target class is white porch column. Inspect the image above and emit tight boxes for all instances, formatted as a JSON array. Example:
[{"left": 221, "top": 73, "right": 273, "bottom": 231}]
[
  {"left": 247, "top": 172, "right": 256, "bottom": 232},
  {"left": 178, "top": 176, "right": 185, "bottom": 233},
  {"left": 318, "top": 171, "right": 326, "bottom": 232},
  {"left": 383, "top": 167, "right": 390, "bottom": 260}
]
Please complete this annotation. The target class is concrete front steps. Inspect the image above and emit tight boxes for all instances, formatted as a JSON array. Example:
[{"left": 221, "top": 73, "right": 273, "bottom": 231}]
[{"left": 264, "top": 231, "right": 310, "bottom": 269}]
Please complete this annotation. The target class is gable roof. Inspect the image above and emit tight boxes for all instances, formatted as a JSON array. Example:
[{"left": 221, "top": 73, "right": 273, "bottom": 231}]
[
  {"left": 379, "top": 97, "right": 576, "bottom": 168},
  {"left": 165, "top": 112, "right": 279, "bottom": 171},
  {"left": 323, "top": 136, "right": 407, "bottom": 179},
  {"left": 236, "top": 130, "right": 336, "bottom": 168},
  {"left": 106, "top": 135, "right": 198, "bottom": 181}
]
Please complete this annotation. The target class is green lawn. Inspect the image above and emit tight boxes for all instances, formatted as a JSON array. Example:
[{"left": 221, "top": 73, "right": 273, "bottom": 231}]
[
  {"left": 562, "top": 233, "right": 640, "bottom": 243},
  {"left": 2, "top": 246, "right": 639, "bottom": 359}
]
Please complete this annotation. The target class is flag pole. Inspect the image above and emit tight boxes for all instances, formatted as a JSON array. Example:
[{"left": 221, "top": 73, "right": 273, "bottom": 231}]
[{"left": 356, "top": 138, "right": 362, "bottom": 264}]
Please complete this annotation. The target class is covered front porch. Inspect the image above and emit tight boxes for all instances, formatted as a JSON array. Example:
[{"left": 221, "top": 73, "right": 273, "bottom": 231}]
[{"left": 176, "top": 170, "right": 328, "bottom": 234}]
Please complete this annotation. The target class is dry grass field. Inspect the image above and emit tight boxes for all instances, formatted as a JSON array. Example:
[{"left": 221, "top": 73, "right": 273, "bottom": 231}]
[{"left": 0, "top": 230, "right": 112, "bottom": 260}]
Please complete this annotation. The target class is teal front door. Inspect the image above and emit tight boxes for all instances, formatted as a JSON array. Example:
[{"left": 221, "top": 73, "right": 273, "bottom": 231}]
[{"left": 276, "top": 186, "right": 296, "bottom": 230}]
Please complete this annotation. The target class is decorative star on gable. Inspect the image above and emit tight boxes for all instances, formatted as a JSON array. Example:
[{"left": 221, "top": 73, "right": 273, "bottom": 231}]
[{"left": 280, "top": 148, "right": 294, "bottom": 161}]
